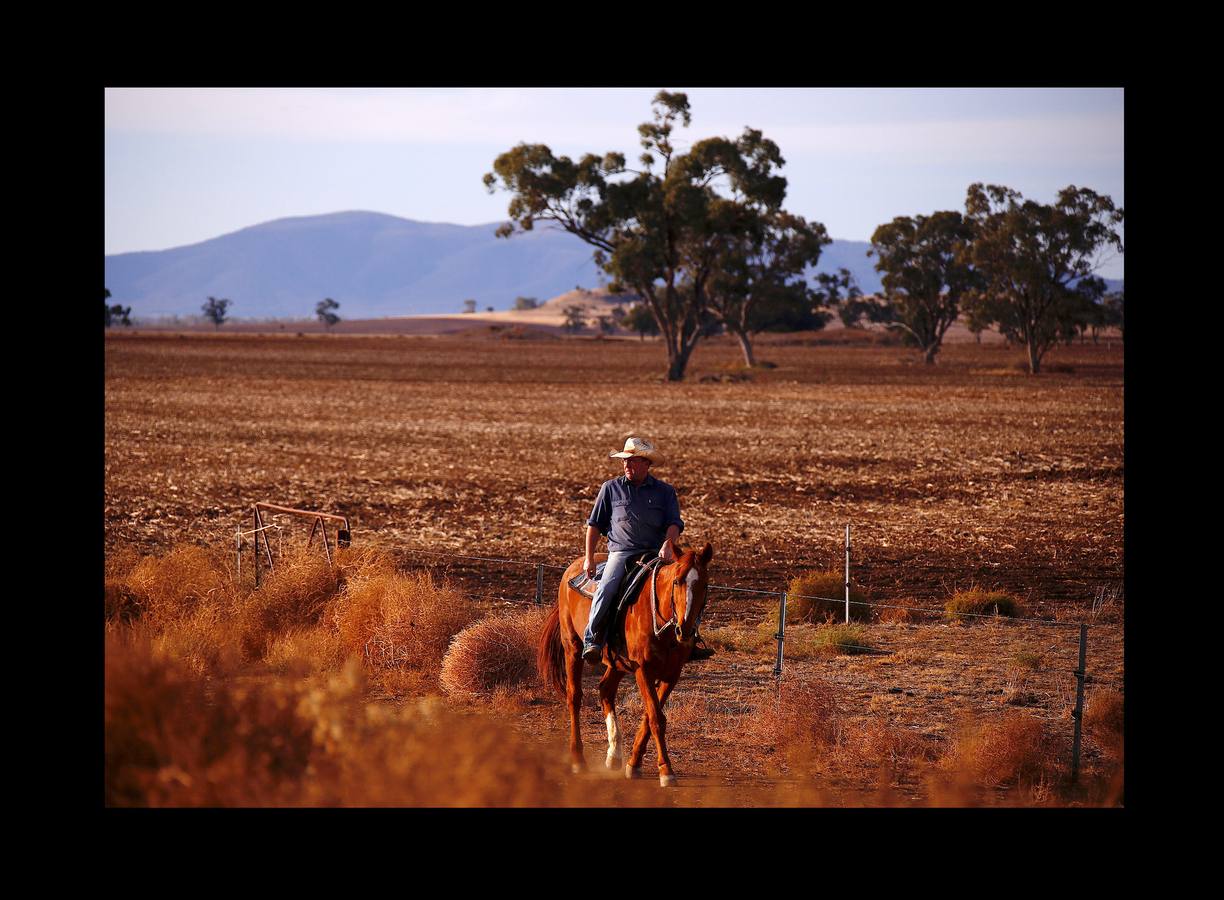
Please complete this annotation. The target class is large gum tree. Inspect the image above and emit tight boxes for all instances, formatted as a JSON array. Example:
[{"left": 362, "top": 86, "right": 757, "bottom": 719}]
[
  {"left": 962, "top": 183, "right": 1124, "bottom": 374},
  {"left": 869, "top": 210, "right": 979, "bottom": 364},
  {"left": 483, "top": 91, "right": 819, "bottom": 381}
]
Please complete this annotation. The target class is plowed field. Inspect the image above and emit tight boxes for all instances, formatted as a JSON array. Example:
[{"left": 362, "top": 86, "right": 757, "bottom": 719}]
[{"left": 104, "top": 330, "right": 1124, "bottom": 804}]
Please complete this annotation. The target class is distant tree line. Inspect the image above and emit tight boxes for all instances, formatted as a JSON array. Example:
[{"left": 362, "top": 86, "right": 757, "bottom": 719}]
[{"left": 485, "top": 91, "right": 1123, "bottom": 378}]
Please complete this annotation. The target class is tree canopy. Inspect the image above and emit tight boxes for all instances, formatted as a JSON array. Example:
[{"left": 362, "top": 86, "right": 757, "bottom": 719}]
[
  {"left": 484, "top": 91, "right": 821, "bottom": 380},
  {"left": 962, "top": 183, "right": 1123, "bottom": 373},
  {"left": 870, "top": 210, "right": 979, "bottom": 363},
  {"left": 316, "top": 297, "right": 341, "bottom": 330},
  {"left": 201, "top": 296, "right": 230, "bottom": 330}
]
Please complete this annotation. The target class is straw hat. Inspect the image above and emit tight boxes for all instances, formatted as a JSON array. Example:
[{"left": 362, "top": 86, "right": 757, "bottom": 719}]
[{"left": 610, "top": 436, "right": 664, "bottom": 466}]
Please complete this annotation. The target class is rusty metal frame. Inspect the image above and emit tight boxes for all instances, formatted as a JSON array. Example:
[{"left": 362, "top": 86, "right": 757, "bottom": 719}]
[{"left": 250, "top": 502, "right": 352, "bottom": 586}]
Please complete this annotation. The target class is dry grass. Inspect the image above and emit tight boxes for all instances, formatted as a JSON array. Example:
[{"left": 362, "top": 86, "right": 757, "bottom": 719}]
[
  {"left": 105, "top": 632, "right": 586, "bottom": 807},
  {"left": 439, "top": 606, "right": 551, "bottom": 698},
  {"left": 120, "top": 543, "right": 234, "bottom": 627},
  {"left": 939, "top": 711, "right": 1069, "bottom": 794},
  {"left": 787, "top": 571, "right": 871, "bottom": 623},
  {"left": 235, "top": 549, "right": 342, "bottom": 659},
  {"left": 748, "top": 676, "right": 843, "bottom": 763},
  {"left": 1085, "top": 688, "right": 1124, "bottom": 753},
  {"left": 945, "top": 588, "right": 1021, "bottom": 622},
  {"left": 331, "top": 568, "right": 479, "bottom": 682},
  {"left": 814, "top": 623, "right": 875, "bottom": 655}
]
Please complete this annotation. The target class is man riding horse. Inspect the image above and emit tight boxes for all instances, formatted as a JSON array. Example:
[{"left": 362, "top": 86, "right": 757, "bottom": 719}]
[{"left": 581, "top": 436, "right": 713, "bottom": 664}]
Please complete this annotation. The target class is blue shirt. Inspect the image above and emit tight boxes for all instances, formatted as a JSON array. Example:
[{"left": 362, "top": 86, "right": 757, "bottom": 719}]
[{"left": 587, "top": 474, "right": 684, "bottom": 553}]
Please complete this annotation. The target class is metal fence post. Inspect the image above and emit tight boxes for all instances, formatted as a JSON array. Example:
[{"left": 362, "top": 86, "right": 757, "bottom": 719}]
[
  {"left": 773, "top": 592, "right": 787, "bottom": 678},
  {"left": 535, "top": 564, "right": 544, "bottom": 606},
  {"left": 1071, "top": 623, "right": 1088, "bottom": 783},
  {"left": 844, "top": 524, "right": 851, "bottom": 624}
]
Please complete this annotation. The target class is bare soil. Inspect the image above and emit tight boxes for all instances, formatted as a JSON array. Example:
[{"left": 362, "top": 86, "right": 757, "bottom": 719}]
[{"left": 104, "top": 329, "right": 1124, "bottom": 803}]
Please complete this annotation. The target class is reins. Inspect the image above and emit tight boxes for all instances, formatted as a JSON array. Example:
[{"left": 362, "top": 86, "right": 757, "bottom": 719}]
[{"left": 647, "top": 557, "right": 689, "bottom": 639}]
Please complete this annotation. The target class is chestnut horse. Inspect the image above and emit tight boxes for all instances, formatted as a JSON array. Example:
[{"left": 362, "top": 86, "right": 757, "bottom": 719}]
[{"left": 537, "top": 538, "right": 713, "bottom": 786}]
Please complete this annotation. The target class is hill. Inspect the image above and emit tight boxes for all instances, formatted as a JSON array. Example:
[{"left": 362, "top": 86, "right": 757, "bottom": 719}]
[{"left": 104, "top": 211, "right": 1122, "bottom": 319}]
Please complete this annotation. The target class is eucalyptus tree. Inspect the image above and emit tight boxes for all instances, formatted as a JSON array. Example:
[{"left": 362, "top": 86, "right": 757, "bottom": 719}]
[
  {"left": 869, "top": 211, "right": 979, "bottom": 364},
  {"left": 962, "top": 183, "right": 1123, "bottom": 374},
  {"left": 702, "top": 208, "right": 830, "bottom": 366},
  {"left": 484, "top": 91, "right": 814, "bottom": 381},
  {"left": 201, "top": 296, "right": 230, "bottom": 330}
]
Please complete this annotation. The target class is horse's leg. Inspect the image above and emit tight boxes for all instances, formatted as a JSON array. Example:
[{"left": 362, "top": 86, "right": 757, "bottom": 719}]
[
  {"left": 625, "top": 676, "right": 679, "bottom": 781},
  {"left": 632, "top": 667, "right": 677, "bottom": 787},
  {"left": 597, "top": 667, "right": 626, "bottom": 769},
  {"left": 565, "top": 642, "right": 586, "bottom": 773}
]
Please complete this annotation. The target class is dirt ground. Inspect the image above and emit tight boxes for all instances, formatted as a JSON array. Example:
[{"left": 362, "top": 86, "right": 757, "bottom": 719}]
[{"left": 104, "top": 329, "right": 1124, "bottom": 803}]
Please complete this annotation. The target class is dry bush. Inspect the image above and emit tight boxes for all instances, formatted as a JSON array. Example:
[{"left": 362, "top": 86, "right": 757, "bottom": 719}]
[
  {"left": 105, "top": 634, "right": 587, "bottom": 807},
  {"left": 439, "top": 606, "right": 551, "bottom": 698},
  {"left": 264, "top": 626, "right": 345, "bottom": 677},
  {"left": 787, "top": 571, "right": 871, "bottom": 623},
  {"left": 235, "top": 547, "right": 343, "bottom": 660},
  {"left": 1085, "top": 688, "right": 1124, "bottom": 753},
  {"left": 120, "top": 543, "right": 234, "bottom": 625},
  {"left": 749, "top": 676, "right": 843, "bottom": 759},
  {"left": 941, "top": 711, "right": 1068, "bottom": 791},
  {"left": 815, "top": 624, "right": 874, "bottom": 655},
  {"left": 876, "top": 599, "right": 929, "bottom": 625},
  {"left": 945, "top": 588, "right": 1021, "bottom": 622},
  {"left": 332, "top": 569, "right": 479, "bottom": 677}
]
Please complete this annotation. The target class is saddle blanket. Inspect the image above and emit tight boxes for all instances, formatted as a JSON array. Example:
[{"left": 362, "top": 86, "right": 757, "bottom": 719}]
[{"left": 568, "top": 562, "right": 609, "bottom": 599}]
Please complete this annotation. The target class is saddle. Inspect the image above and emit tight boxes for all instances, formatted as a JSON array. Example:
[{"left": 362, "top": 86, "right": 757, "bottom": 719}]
[{"left": 568, "top": 551, "right": 663, "bottom": 651}]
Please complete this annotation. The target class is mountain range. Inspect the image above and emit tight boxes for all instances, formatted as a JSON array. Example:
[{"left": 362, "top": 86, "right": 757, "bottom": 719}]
[{"left": 104, "top": 211, "right": 1123, "bottom": 319}]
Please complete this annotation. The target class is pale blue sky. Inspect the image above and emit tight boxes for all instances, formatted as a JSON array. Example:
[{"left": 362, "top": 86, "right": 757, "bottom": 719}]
[{"left": 105, "top": 87, "right": 1125, "bottom": 278}]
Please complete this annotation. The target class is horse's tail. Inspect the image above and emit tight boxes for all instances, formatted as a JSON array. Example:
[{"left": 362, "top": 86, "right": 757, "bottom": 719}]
[{"left": 536, "top": 603, "right": 566, "bottom": 696}]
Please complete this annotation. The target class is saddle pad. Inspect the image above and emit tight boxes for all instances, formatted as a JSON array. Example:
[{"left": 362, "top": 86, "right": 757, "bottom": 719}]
[{"left": 568, "top": 562, "right": 609, "bottom": 599}]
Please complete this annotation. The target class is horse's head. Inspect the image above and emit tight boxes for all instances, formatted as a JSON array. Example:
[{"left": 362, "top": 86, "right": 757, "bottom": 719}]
[{"left": 670, "top": 539, "right": 714, "bottom": 643}]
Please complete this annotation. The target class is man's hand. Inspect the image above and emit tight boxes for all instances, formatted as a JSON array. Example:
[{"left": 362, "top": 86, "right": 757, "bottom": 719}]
[{"left": 584, "top": 556, "right": 597, "bottom": 578}]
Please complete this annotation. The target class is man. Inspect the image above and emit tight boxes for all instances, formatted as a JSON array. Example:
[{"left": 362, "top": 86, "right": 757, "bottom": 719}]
[{"left": 582, "top": 436, "right": 713, "bottom": 663}]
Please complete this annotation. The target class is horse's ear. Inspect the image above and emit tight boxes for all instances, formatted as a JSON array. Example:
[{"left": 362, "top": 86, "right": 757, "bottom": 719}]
[{"left": 699, "top": 542, "right": 713, "bottom": 566}]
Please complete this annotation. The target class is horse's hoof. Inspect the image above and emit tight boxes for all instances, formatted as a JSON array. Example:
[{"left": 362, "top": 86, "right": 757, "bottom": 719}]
[
  {"left": 571, "top": 762, "right": 585, "bottom": 775},
  {"left": 605, "top": 753, "right": 620, "bottom": 770},
  {"left": 625, "top": 765, "right": 641, "bottom": 779},
  {"left": 659, "top": 773, "right": 677, "bottom": 788}
]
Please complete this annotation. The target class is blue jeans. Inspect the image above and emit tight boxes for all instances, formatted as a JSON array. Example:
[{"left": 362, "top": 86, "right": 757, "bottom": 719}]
[{"left": 583, "top": 550, "right": 639, "bottom": 650}]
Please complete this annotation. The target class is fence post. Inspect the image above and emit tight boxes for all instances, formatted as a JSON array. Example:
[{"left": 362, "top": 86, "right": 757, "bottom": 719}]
[
  {"left": 1071, "top": 623, "right": 1088, "bottom": 783},
  {"left": 844, "top": 524, "right": 851, "bottom": 624},
  {"left": 535, "top": 564, "right": 544, "bottom": 606},
  {"left": 773, "top": 592, "right": 787, "bottom": 678}
]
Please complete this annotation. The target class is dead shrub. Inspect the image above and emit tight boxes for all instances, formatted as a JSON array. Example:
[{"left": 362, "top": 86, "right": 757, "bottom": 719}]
[
  {"left": 440, "top": 606, "right": 551, "bottom": 698},
  {"left": 876, "top": 599, "right": 927, "bottom": 624},
  {"left": 236, "top": 547, "right": 342, "bottom": 660},
  {"left": 264, "top": 626, "right": 345, "bottom": 677},
  {"left": 332, "top": 569, "right": 478, "bottom": 677},
  {"left": 105, "top": 634, "right": 584, "bottom": 807},
  {"left": 1085, "top": 688, "right": 1124, "bottom": 753},
  {"left": 945, "top": 588, "right": 1021, "bottom": 622},
  {"left": 122, "top": 543, "right": 233, "bottom": 625},
  {"left": 750, "top": 676, "right": 843, "bottom": 758},
  {"left": 787, "top": 571, "right": 871, "bottom": 623},
  {"left": 816, "top": 623, "right": 874, "bottom": 655},
  {"left": 941, "top": 711, "right": 1068, "bottom": 790}
]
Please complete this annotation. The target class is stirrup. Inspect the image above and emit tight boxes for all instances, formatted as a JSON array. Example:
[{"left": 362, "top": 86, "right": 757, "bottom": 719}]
[{"left": 689, "top": 636, "right": 715, "bottom": 661}]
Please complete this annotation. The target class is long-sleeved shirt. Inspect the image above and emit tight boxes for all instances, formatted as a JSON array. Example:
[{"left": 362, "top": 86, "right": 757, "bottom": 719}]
[{"left": 587, "top": 474, "right": 684, "bottom": 553}]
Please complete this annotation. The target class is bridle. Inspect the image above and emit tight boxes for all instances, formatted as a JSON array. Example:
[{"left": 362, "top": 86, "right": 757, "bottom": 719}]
[{"left": 648, "top": 556, "right": 703, "bottom": 641}]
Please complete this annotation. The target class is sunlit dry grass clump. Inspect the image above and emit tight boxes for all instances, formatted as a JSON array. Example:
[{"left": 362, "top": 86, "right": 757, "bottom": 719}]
[
  {"left": 105, "top": 631, "right": 582, "bottom": 807},
  {"left": 750, "top": 676, "right": 843, "bottom": 759},
  {"left": 235, "top": 548, "right": 342, "bottom": 659},
  {"left": 787, "top": 571, "right": 871, "bottom": 623},
  {"left": 940, "top": 711, "right": 1067, "bottom": 793},
  {"left": 945, "top": 588, "right": 1021, "bottom": 622},
  {"left": 118, "top": 543, "right": 234, "bottom": 626},
  {"left": 440, "top": 606, "right": 552, "bottom": 698},
  {"left": 332, "top": 569, "right": 479, "bottom": 677}
]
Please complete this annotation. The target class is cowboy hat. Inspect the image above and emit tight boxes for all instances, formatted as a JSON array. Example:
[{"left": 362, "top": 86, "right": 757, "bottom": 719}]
[{"left": 610, "top": 436, "right": 664, "bottom": 466}]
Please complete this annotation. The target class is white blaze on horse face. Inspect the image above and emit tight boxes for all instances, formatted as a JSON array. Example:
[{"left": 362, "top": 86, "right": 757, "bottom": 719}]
[{"left": 684, "top": 567, "right": 700, "bottom": 626}]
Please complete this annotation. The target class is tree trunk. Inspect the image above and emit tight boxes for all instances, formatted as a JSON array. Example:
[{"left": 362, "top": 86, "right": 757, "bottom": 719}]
[
  {"left": 665, "top": 337, "right": 698, "bottom": 381},
  {"left": 923, "top": 343, "right": 938, "bottom": 364},
  {"left": 1027, "top": 340, "right": 1041, "bottom": 374},
  {"left": 733, "top": 328, "right": 756, "bottom": 367}
]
